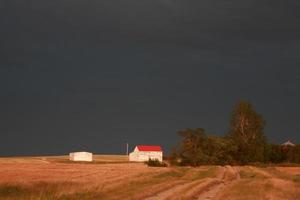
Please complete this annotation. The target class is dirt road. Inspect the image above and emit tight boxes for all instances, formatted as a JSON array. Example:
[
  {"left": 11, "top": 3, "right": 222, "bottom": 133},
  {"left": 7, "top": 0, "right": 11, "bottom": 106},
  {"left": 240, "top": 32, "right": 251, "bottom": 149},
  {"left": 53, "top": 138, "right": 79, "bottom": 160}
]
[
  {"left": 143, "top": 166, "right": 241, "bottom": 200},
  {"left": 196, "top": 166, "right": 240, "bottom": 200}
]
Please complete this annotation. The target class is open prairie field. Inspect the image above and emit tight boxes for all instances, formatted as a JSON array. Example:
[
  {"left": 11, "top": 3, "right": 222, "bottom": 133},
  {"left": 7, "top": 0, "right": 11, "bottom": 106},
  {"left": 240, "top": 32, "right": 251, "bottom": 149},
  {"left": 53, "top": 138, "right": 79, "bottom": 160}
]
[
  {"left": 0, "top": 155, "right": 128, "bottom": 164},
  {"left": 0, "top": 156, "right": 299, "bottom": 200}
]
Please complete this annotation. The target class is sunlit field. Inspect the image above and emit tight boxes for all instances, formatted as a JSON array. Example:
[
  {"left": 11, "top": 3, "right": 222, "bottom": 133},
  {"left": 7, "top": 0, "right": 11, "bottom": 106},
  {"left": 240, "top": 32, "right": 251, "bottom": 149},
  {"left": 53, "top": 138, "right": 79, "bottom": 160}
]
[{"left": 0, "top": 156, "right": 299, "bottom": 200}]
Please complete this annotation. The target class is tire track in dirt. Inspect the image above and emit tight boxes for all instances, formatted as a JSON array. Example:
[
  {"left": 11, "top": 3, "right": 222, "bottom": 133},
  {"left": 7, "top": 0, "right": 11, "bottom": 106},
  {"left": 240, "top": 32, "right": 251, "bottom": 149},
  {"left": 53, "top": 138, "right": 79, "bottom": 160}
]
[
  {"left": 247, "top": 166, "right": 272, "bottom": 178},
  {"left": 144, "top": 179, "right": 204, "bottom": 200},
  {"left": 143, "top": 167, "right": 227, "bottom": 200},
  {"left": 196, "top": 166, "right": 240, "bottom": 200}
]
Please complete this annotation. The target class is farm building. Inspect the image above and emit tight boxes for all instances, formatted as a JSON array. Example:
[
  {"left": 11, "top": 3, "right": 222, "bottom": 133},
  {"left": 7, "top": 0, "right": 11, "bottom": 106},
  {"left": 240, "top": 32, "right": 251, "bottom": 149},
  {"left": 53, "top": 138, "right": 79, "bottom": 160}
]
[
  {"left": 282, "top": 140, "right": 295, "bottom": 147},
  {"left": 129, "top": 145, "right": 163, "bottom": 162},
  {"left": 69, "top": 152, "right": 93, "bottom": 162}
]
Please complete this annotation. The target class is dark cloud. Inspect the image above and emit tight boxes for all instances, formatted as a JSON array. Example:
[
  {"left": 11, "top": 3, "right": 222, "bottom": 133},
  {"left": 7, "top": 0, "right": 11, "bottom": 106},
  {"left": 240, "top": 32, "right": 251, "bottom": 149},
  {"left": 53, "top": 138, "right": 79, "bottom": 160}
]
[{"left": 1, "top": 0, "right": 300, "bottom": 156}]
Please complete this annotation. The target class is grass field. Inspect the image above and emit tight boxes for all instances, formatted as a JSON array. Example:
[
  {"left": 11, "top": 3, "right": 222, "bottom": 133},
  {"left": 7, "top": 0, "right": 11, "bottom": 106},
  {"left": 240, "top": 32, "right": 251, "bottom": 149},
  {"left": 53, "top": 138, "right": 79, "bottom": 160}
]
[
  {"left": 0, "top": 154, "right": 129, "bottom": 164},
  {"left": 0, "top": 156, "right": 299, "bottom": 200}
]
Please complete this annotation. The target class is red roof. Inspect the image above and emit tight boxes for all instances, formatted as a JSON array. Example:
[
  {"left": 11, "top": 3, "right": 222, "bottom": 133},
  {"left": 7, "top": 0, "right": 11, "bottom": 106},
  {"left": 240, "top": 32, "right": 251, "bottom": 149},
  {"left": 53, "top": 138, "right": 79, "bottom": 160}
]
[{"left": 136, "top": 145, "right": 162, "bottom": 152}]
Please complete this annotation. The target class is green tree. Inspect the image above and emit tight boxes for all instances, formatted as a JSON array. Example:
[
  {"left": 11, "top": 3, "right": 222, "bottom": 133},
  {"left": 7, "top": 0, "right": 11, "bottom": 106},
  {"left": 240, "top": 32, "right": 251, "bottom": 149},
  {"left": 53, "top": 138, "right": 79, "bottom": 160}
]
[
  {"left": 264, "top": 144, "right": 287, "bottom": 163},
  {"left": 204, "top": 135, "right": 237, "bottom": 165},
  {"left": 287, "top": 145, "right": 300, "bottom": 163},
  {"left": 227, "top": 101, "right": 267, "bottom": 164},
  {"left": 176, "top": 128, "right": 208, "bottom": 166},
  {"left": 172, "top": 128, "right": 235, "bottom": 166}
]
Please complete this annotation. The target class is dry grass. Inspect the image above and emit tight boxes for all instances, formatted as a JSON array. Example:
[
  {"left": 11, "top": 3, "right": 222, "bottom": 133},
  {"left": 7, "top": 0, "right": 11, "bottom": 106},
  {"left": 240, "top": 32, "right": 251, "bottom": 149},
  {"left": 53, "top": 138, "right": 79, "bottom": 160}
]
[
  {"left": 276, "top": 167, "right": 300, "bottom": 175},
  {"left": 0, "top": 155, "right": 169, "bottom": 200},
  {"left": 0, "top": 156, "right": 300, "bottom": 200},
  {"left": 101, "top": 167, "right": 218, "bottom": 200},
  {"left": 218, "top": 179, "right": 272, "bottom": 200},
  {"left": 0, "top": 155, "right": 128, "bottom": 164},
  {"left": 217, "top": 166, "right": 300, "bottom": 200}
]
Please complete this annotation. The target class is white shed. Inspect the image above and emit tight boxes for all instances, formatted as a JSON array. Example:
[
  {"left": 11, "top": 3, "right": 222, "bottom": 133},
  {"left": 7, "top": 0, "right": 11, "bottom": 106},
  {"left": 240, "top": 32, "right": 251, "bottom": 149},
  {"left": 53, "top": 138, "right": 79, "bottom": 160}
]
[
  {"left": 69, "top": 152, "right": 93, "bottom": 162},
  {"left": 129, "top": 145, "right": 163, "bottom": 162}
]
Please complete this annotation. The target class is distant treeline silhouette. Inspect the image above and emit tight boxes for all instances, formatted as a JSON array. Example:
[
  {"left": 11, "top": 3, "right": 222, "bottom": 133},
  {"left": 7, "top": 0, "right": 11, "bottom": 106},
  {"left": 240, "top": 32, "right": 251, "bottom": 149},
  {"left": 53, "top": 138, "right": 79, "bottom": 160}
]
[{"left": 171, "top": 101, "right": 300, "bottom": 166}]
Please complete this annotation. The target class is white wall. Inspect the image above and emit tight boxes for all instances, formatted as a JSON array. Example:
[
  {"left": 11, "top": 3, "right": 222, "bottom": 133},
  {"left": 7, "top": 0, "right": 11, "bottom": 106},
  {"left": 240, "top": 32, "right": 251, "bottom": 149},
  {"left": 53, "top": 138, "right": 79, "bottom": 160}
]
[
  {"left": 69, "top": 152, "right": 93, "bottom": 162},
  {"left": 129, "top": 151, "right": 163, "bottom": 162}
]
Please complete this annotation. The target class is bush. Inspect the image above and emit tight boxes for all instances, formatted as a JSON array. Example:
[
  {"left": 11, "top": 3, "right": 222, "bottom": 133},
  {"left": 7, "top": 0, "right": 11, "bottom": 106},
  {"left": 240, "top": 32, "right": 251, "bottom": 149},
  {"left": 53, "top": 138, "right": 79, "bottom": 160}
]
[{"left": 146, "top": 159, "right": 167, "bottom": 167}]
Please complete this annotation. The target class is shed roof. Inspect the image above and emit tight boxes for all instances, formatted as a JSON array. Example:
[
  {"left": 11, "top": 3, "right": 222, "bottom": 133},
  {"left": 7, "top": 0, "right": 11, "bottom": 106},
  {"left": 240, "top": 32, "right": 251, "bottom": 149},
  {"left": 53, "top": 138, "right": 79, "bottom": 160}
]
[
  {"left": 282, "top": 140, "right": 295, "bottom": 146},
  {"left": 136, "top": 145, "right": 162, "bottom": 152}
]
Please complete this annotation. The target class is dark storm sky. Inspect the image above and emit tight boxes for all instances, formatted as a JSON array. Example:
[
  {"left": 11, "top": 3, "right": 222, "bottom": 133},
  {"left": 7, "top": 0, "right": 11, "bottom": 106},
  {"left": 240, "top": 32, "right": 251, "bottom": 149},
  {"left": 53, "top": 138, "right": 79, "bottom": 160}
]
[{"left": 1, "top": 0, "right": 300, "bottom": 156}]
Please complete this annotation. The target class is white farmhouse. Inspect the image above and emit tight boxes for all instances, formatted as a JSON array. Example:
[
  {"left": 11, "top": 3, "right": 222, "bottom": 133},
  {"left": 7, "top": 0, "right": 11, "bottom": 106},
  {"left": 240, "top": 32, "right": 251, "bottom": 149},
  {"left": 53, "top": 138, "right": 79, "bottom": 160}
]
[
  {"left": 69, "top": 152, "right": 93, "bottom": 162},
  {"left": 129, "top": 145, "right": 163, "bottom": 162}
]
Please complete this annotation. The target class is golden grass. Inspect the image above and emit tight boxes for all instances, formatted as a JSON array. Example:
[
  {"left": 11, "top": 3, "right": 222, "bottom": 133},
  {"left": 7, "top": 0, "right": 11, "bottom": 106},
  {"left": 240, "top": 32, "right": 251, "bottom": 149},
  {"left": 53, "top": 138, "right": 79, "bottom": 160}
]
[
  {"left": 0, "top": 156, "right": 300, "bottom": 200},
  {"left": 0, "top": 166, "right": 218, "bottom": 200},
  {"left": 239, "top": 167, "right": 268, "bottom": 179},
  {"left": 218, "top": 179, "right": 272, "bottom": 200},
  {"left": 189, "top": 166, "right": 218, "bottom": 180},
  {"left": 0, "top": 154, "right": 129, "bottom": 164},
  {"left": 276, "top": 167, "right": 300, "bottom": 175},
  {"left": 0, "top": 181, "right": 103, "bottom": 200},
  {"left": 0, "top": 159, "right": 167, "bottom": 199},
  {"left": 99, "top": 167, "right": 215, "bottom": 200},
  {"left": 0, "top": 155, "right": 172, "bottom": 200},
  {"left": 218, "top": 166, "right": 300, "bottom": 200}
]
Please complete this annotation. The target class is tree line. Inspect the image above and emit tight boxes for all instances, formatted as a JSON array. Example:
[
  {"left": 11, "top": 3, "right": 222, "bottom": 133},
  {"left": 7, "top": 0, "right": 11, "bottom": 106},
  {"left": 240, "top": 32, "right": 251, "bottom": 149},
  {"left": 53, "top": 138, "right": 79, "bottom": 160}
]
[{"left": 171, "top": 101, "right": 300, "bottom": 166}]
